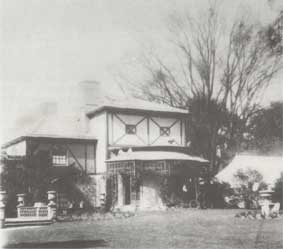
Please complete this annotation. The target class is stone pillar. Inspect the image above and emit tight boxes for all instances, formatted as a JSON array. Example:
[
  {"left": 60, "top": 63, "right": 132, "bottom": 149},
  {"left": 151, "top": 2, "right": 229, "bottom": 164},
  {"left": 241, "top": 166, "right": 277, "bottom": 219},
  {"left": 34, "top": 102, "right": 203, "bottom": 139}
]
[
  {"left": 16, "top": 193, "right": 26, "bottom": 217},
  {"left": 0, "top": 191, "right": 7, "bottom": 228},
  {"left": 130, "top": 174, "right": 140, "bottom": 210},
  {"left": 47, "top": 191, "right": 57, "bottom": 220},
  {"left": 259, "top": 189, "right": 274, "bottom": 218},
  {"left": 99, "top": 193, "right": 106, "bottom": 208},
  {"left": 17, "top": 193, "right": 26, "bottom": 207}
]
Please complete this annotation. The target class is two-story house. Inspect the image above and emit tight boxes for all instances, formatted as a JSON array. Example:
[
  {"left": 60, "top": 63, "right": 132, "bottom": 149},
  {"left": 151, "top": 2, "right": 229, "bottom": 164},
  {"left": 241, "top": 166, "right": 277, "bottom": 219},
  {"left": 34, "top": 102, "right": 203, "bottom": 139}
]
[{"left": 2, "top": 81, "right": 208, "bottom": 213}]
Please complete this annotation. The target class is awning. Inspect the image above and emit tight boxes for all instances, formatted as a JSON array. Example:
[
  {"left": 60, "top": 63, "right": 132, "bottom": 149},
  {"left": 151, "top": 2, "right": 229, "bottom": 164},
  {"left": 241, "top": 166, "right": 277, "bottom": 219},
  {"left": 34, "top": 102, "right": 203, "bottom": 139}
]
[
  {"left": 216, "top": 155, "right": 283, "bottom": 187},
  {"left": 106, "top": 151, "right": 208, "bottom": 163}
]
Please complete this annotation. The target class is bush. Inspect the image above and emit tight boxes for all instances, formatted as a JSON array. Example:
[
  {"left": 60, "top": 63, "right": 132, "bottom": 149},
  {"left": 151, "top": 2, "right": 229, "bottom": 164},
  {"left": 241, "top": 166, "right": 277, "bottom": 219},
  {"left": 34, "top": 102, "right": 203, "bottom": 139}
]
[
  {"left": 273, "top": 173, "right": 283, "bottom": 208},
  {"left": 206, "top": 181, "right": 234, "bottom": 208},
  {"left": 232, "top": 169, "right": 267, "bottom": 209}
]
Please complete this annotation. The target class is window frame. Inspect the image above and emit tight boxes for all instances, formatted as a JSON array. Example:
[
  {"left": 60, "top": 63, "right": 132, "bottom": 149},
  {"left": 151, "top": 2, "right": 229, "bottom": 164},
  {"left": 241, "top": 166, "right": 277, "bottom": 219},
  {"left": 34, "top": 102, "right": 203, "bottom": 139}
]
[
  {"left": 125, "top": 124, "right": 137, "bottom": 135},
  {"left": 51, "top": 146, "right": 68, "bottom": 166},
  {"left": 160, "top": 127, "right": 171, "bottom": 137}
]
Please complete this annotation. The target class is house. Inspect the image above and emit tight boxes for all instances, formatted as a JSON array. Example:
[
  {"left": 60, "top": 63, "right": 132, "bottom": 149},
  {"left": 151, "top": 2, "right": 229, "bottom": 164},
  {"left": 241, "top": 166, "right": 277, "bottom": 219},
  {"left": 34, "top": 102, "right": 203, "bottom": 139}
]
[
  {"left": 216, "top": 155, "right": 283, "bottom": 188},
  {"left": 1, "top": 81, "right": 209, "bottom": 213}
]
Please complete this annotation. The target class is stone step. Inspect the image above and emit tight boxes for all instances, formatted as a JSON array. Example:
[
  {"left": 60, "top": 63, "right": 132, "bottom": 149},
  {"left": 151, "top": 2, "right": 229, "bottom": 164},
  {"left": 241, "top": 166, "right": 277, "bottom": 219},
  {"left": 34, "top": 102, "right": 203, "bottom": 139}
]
[{"left": 4, "top": 219, "right": 53, "bottom": 228}]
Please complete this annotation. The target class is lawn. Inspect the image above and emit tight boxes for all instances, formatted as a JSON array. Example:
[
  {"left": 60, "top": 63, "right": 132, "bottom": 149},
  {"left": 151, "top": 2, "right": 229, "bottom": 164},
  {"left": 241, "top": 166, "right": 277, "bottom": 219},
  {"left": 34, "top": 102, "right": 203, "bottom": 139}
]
[{"left": 1, "top": 209, "right": 282, "bottom": 249}]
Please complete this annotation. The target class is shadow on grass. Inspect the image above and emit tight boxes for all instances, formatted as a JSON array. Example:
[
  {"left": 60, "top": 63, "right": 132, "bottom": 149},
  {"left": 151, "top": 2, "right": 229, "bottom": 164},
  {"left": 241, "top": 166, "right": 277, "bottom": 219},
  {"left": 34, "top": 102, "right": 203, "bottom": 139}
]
[{"left": 3, "top": 239, "right": 108, "bottom": 248}]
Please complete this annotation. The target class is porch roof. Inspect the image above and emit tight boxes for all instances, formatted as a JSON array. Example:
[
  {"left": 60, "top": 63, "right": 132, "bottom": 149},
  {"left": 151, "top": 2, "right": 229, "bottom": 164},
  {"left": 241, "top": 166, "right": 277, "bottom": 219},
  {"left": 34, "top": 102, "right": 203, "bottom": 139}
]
[{"left": 106, "top": 151, "right": 209, "bottom": 164}]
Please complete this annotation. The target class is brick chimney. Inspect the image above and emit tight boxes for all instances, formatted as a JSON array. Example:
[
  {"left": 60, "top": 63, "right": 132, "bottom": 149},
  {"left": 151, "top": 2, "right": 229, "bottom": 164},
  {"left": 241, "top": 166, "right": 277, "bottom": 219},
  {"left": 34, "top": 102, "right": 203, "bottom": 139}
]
[
  {"left": 77, "top": 81, "right": 107, "bottom": 133},
  {"left": 39, "top": 102, "right": 58, "bottom": 116},
  {"left": 78, "top": 80, "right": 105, "bottom": 107}
]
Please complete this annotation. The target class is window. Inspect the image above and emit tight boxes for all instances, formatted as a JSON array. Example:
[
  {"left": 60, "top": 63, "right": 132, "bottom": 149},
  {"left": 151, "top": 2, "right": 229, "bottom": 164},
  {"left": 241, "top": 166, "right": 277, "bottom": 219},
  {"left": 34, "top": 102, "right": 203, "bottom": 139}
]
[
  {"left": 57, "top": 192, "right": 69, "bottom": 212},
  {"left": 52, "top": 155, "right": 67, "bottom": 166},
  {"left": 125, "top": 124, "right": 136, "bottom": 134},
  {"left": 52, "top": 146, "right": 67, "bottom": 166},
  {"left": 160, "top": 127, "right": 170, "bottom": 136}
]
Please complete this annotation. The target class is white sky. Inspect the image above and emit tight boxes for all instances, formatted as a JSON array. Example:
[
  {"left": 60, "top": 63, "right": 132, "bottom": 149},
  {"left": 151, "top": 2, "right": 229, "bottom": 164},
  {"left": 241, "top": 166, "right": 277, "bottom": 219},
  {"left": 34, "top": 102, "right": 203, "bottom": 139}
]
[{"left": 0, "top": 0, "right": 282, "bottom": 142}]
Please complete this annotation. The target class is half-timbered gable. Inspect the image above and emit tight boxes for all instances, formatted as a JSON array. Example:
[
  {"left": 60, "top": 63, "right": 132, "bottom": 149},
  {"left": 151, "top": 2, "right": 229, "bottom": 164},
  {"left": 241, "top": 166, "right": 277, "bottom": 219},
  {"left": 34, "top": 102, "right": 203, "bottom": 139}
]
[{"left": 107, "top": 113, "right": 186, "bottom": 147}]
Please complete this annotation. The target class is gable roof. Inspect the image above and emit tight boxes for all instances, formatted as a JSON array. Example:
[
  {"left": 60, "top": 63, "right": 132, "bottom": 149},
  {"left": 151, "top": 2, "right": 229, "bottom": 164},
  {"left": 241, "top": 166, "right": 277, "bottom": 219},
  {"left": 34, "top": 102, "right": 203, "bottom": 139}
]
[
  {"left": 216, "top": 155, "right": 283, "bottom": 186},
  {"left": 3, "top": 81, "right": 188, "bottom": 148},
  {"left": 78, "top": 81, "right": 188, "bottom": 117},
  {"left": 2, "top": 114, "right": 96, "bottom": 148}
]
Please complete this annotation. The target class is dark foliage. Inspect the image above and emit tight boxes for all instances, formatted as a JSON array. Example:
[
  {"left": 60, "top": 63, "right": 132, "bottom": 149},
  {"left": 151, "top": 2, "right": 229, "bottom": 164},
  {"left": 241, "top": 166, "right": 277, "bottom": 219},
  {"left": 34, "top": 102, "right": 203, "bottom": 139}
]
[
  {"left": 246, "top": 102, "right": 283, "bottom": 155},
  {"left": 188, "top": 95, "right": 238, "bottom": 175},
  {"left": 233, "top": 169, "right": 267, "bottom": 209},
  {"left": 273, "top": 173, "right": 283, "bottom": 208},
  {"left": 206, "top": 181, "right": 234, "bottom": 208}
]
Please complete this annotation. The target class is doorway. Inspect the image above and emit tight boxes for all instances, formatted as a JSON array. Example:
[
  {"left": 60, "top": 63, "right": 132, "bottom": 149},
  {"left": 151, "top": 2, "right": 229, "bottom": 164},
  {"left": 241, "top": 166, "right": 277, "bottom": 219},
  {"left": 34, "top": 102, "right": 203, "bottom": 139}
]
[
  {"left": 123, "top": 175, "right": 131, "bottom": 205},
  {"left": 139, "top": 174, "right": 164, "bottom": 210}
]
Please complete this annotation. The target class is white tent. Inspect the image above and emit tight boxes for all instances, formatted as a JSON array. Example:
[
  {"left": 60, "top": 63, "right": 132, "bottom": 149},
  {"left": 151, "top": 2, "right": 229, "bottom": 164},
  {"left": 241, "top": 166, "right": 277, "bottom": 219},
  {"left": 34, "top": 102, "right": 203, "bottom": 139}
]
[{"left": 216, "top": 155, "right": 283, "bottom": 187}]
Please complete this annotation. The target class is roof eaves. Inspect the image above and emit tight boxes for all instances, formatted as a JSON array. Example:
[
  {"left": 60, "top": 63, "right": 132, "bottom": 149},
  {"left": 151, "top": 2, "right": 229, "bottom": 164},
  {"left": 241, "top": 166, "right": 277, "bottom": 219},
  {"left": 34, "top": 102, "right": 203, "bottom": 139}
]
[
  {"left": 1, "top": 136, "right": 27, "bottom": 149},
  {"left": 86, "top": 105, "right": 189, "bottom": 118},
  {"left": 2, "top": 134, "right": 97, "bottom": 149},
  {"left": 25, "top": 134, "right": 97, "bottom": 140}
]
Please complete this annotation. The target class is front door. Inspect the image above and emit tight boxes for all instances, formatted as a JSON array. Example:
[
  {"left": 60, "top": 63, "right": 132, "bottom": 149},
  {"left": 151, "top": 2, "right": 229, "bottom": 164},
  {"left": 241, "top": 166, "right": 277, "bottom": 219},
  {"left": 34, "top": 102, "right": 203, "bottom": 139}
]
[{"left": 123, "top": 175, "right": 131, "bottom": 205}]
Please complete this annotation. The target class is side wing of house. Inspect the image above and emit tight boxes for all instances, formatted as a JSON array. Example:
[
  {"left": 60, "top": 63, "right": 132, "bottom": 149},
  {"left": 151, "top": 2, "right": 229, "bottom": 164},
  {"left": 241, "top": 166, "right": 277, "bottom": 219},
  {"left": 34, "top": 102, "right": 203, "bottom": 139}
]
[
  {"left": 4, "top": 138, "right": 96, "bottom": 174},
  {"left": 3, "top": 137, "right": 99, "bottom": 209},
  {"left": 34, "top": 140, "right": 96, "bottom": 174}
]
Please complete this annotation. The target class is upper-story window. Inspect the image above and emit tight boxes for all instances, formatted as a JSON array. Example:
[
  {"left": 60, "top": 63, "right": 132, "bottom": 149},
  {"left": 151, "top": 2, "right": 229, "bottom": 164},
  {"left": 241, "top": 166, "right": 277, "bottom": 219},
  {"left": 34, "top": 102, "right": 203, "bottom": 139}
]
[
  {"left": 125, "top": 124, "right": 136, "bottom": 134},
  {"left": 52, "top": 146, "right": 68, "bottom": 166},
  {"left": 160, "top": 127, "right": 170, "bottom": 137}
]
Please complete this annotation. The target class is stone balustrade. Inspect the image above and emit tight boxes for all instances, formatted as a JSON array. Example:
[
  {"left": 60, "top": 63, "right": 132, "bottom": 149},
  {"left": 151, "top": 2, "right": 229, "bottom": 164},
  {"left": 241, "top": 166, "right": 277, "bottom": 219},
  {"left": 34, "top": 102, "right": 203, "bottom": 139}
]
[
  {"left": 17, "top": 206, "right": 51, "bottom": 218},
  {"left": 0, "top": 190, "right": 57, "bottom": 228},
  {"left": 0, "top": 191, "right": 7, "bottom": 228}
]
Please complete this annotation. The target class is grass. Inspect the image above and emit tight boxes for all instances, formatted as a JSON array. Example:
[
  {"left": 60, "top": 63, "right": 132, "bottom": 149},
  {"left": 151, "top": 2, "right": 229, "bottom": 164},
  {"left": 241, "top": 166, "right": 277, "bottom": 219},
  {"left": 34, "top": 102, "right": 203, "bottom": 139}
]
[{"left": 1, "top": 209, "right": 283, "bottom": 249}]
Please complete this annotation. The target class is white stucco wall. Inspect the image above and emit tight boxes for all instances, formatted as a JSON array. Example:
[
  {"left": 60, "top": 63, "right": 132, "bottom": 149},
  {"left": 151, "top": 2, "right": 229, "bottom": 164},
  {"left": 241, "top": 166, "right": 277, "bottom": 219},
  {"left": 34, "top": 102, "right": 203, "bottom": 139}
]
[
  {"left": 5, "top": 140, "right": 26, "bottom": 156},
  {"left": 149, "top": 117, "right": 183, "bottom": 146},
  {"left": 89, "top": 112, "right": 107, "bottom": 173},
  {"left": 109, "top": 113, "right": 147, "bottom": 146}
]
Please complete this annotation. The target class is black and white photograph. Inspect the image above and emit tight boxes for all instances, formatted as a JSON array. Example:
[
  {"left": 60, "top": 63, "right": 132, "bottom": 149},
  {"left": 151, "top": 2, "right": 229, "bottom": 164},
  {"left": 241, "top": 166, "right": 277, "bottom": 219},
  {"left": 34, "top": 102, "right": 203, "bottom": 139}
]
[{"left": 0, "top": 0, "right": 282, "bottom": 248}]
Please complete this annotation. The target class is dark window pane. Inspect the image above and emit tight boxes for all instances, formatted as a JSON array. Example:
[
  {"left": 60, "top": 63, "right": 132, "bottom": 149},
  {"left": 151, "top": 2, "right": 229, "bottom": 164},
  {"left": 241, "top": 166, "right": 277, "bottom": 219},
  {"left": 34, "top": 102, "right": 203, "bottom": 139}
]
[
  {"left": 125, "top": 124, "right": 136, "bottom": 134},
  {"left": 160, "top": 127, "right": 170, "bottom": 136},
  {"left": 52, "top": 146, "right": 67, "bottom": 166}
]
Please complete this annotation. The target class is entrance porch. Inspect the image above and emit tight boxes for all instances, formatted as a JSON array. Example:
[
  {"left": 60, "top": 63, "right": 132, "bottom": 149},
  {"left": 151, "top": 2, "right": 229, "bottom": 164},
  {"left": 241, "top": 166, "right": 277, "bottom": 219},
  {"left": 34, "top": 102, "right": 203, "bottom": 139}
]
[{"left": 106, "top": 151, "right": 209, "bottom": 211}]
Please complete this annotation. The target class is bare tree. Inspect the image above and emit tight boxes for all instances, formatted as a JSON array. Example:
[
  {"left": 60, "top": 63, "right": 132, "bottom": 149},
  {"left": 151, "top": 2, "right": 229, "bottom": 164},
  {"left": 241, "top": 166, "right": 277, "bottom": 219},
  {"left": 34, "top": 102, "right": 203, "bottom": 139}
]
[{"left": 120, "top": 5, "right": 283, "bottom": 175}]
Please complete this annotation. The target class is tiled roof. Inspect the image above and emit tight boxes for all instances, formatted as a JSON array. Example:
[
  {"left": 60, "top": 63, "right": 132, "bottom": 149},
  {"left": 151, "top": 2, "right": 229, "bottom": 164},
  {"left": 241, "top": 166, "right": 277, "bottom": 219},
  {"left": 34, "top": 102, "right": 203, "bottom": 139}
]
[
  {"left": 2, "top": 114, "right": 96, "bottom": 148},
  {"left": 26, "top": 115, "right": 94, "bottom": 139},
  {"left": 79, "top": 80, "right": 188, "bottom": 116},
  {"left": 86, "top": 96, "right": 188, "bottom": 116}
]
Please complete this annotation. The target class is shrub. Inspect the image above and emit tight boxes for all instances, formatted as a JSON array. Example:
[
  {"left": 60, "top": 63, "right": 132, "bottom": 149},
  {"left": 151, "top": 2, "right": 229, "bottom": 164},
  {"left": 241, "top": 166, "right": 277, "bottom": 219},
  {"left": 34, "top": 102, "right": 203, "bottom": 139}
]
[
  {"left": 273, "top": 173, "right": 283, "bottom": 208},
  {"left": 206, "top": 181, "right": 234, "bottom": 208},
  {"left": 232, "top": 169, "right": 267, "bottom": 209}
]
